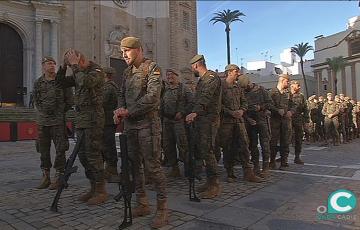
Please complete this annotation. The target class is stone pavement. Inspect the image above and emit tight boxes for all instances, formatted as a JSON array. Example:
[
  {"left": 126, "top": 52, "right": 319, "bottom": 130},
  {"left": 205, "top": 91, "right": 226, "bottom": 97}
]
[{"left": 1, "top": 138, "right": 360, "bottom": 230}]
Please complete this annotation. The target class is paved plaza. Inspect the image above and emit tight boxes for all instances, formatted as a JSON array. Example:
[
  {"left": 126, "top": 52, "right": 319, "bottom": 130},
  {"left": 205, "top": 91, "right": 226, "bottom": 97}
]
[{"left": 1, "top": 138, "right": 360, "bottom": 230}]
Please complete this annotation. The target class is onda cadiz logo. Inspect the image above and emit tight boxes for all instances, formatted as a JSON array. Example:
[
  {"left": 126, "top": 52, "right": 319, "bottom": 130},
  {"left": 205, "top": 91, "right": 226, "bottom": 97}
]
[{"left": 317, "top": 189, "right": 357, "bottom": 221}]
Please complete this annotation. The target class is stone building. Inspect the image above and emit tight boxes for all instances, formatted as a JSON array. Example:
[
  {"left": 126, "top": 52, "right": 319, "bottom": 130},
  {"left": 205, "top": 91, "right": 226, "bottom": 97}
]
[
  {"left": 0, "top": 0, "right": 197, "bottom": 105},
  {"left": 313, "top": 16, "right": 360, "bottom": 100}
]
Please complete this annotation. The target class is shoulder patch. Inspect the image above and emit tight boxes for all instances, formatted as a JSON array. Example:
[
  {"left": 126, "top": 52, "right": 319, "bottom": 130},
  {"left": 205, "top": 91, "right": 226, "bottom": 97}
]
[{"left": 153, "top": 67, "right": 161, "bottom": 75}]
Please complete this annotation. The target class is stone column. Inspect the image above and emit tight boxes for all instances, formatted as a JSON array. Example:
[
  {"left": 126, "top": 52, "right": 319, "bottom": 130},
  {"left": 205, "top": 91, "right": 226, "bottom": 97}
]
[
  {"left": 51, "top": 20, "right": 58, "bottom": 63},
  {"left": 351, "top": 62, "right": 357, "bottom": 99},
  {"left": 34, "top": 18, "right": 43, "bottom": 78}
]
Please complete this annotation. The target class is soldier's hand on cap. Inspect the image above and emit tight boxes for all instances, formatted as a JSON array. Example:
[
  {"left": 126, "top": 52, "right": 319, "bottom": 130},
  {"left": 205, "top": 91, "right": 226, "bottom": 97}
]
[
  {"left": 278, "top": 109, "right": 285, "bottom": 116},
  {"left": 247, "top": 118, "right": 257, "bottom": 126},
  {"left": 185, "top": 113, "right": 197, "bottom": 124},
  {"left": 175, "top": 112, "right": 183, "bottom": 121},
  {"left": 113, "top": 114, "right": 121, "bottom": 124},
  {"left": 328, "top": 114, "right": 333, "bottom": 119},
  {"left": 65, "top": 49, "right": 80, "bottom": 65}
]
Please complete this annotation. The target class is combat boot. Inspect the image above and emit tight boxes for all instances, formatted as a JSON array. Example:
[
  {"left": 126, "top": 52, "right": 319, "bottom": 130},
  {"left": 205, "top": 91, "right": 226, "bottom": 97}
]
[
  {"left": 279, "top": 156, "right": 289, "bottom": 170},
  {"left": 87, "top": 181, "right": 108, "bottom": 205},
  {"left": 167, "top": 164, "right": 181, "bottom": 178},
  {"left": 78, "top": 181, "right": 95, "bottom": 202},
  {"left": 269, "top": 152, "right": 277, "bottom": 169},
  {"left": 243, "top": 168, "right": 263, "bottom": 182},
  {"left": 37, "top": 169, "right": 51, "bottom": 189},
  {"left": 226, "top": 167, "right": 236, "bottom": 183},
  {"left": 294, "top": 153, "right": 304, "bottom": 165},
  {"left": 151, "top": 198, "right": 169, "bottom": 229},
  {"left": 132, "top": 194, "right": 151, "bottom": 218},
  {"left": 200, "top": 177, "right": 222, "bottom": 199},
  {"left": 48, "top": 170, "right": 63, "bottom": 190},
  {"left": 259, "top": 162, "right": 271, "bottom": 178},
  {"left": 253, "top": 163, "right": 261, "bottom": 176}
]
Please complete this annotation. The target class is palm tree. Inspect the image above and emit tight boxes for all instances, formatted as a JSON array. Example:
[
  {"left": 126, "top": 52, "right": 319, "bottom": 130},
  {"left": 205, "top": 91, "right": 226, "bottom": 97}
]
[
  {"left": 210, "top": 9, "right": 245, "bottom": 65},
  {"left": 291, "top": 42, "right": 313, "bottom": 98},
  {"left": 326, "top": 56, "right": 347, "bottom": 95}
]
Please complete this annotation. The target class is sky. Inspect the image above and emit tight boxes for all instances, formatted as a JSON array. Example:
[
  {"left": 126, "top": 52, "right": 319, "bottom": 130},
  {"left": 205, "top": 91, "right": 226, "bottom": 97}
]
[{"left": 197, "top": 0, "right": 360, "bottom": 71}]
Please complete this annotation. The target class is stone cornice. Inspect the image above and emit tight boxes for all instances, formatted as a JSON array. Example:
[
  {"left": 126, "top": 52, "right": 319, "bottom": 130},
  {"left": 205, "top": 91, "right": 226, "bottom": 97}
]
[{"left": 311, "top": 54, "right": 360, "bottom": 68}]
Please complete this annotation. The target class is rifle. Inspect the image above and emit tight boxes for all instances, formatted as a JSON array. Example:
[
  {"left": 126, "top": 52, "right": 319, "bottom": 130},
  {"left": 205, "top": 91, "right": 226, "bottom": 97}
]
[
  {"left": 50, "top": 132, "right": 84, "bottom": 212},
  {"left": 185, "top": 124, "right": 200, "bottom": 202},
  {"left": 114, "top": 133, "right": 135, "bottom": 229}
]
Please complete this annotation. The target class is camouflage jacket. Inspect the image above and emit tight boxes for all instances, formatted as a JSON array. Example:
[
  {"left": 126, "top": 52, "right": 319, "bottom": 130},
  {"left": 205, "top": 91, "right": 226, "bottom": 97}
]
[
  {"left": 220, "top": 79, "right": 247, "bottom": 123},
  {"left": 308, "top": 101, "right": 318, "bottom": 123},
  {"left": 56, "top": 62, "right": 105, "bottom": 129},
  {"left": 269, "top": 87, "right": 295, "bottom": 119},
  {"left": 244, "top": 83, "right": 274, "bottom": 122},
  {"left": 161, "top": 82, "right": 192, "bottom": 122},
  {"left": 103, "top": 80, "right": 119, "bottom": 126},
  {"left": 33, "top": 75, "right": 73, "bottom": 126},
  {"left": 322, "top": 101, "right": 340, "bottom": 118},
  {"left": 291, "top": 92, "right": 310, "bottom": 123},
  {"left": 192, "top": 70, "right": 222, "bottom": 122},
  {"left": 118, "top": 58, "right": 162, "bottom": 128}
]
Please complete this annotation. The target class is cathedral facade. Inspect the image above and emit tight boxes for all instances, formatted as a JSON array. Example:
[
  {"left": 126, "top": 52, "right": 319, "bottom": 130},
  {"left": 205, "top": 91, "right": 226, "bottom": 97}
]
[{"left": 0, "top": 0, "right": 197, "bottom": 104}]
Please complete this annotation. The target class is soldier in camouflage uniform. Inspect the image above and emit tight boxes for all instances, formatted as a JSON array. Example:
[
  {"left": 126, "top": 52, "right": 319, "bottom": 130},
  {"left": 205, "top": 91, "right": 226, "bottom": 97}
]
[
  {"left": 239, "top": 74, "right": 273, "bottom": 178},
  {"left": 219, "top": 65, "right": 262, "bottom": 183},
  {"left": 354, "top": 101, "right": 360, "bottom": 138},
  {"left": 317, "top": 96, "right": 326, "bottom": 142},
  {"left": 290, "top": 81, "right": 309, "bottom": 164},
  {"left": 322, "top": 93, "right": 340, "bottom": 145},
  {"left": 57, "top": 49, "right": 107, "bottom": 205},
  {"left": 335, "top": 95, "right": 346, "bottom": 144},
  {"left": 102, "top": 67, "right": 120, "bottom": 183},
  {"left": 344, "top": 96, "right": 353, "bottom": 141},
  {"left": 269, "top": 74, "right": 295, "bottom": 170},
  {"left": 161, "top": 68, "right": 192, "bottom": 178},
  {"left": 307, "top": 95, "right": 319, "bottom": 142},
  {"left": 185, "top": 54, "right": 222, "bottom": 199},
  {"left": 33, "top": 56, "right": 73, "bottom": 189},
  {"left": 113, "top": 37, "right": 168, "bottom": 228}
]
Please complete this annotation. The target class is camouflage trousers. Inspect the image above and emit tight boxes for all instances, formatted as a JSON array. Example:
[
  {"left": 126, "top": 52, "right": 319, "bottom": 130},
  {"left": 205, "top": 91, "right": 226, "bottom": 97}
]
[
  {"left": 126, "top": 119, "right": 167, "bottom": 200},
  {"left": 38, "top": 124, "right": 68, "bottom": 171},
  {"left": 270, "top": 117, "right": 292, "bottom": 160},
  {"left": 246, "top": 120, "right": 270, "bottom": 167},
  {"left": 76, "top": 128, "right": 104, "bottom": 182},
  {"left": 292, "top": 119, "right": 304, "bottom": 155},
  {"left": 194, "top": 118, "right": 220, "bottom": 178},
  {"left": 162, "top": 120, "right": 188, "bottom": 167},
  {"left": 324, "top": 117, "right": 339, "bottom": 143},
  {"left": 219, "top": 121, "right": 253, "bottom": 170},
  {"left": 102, "top": 125, "right": 118, "bottom": 167}
]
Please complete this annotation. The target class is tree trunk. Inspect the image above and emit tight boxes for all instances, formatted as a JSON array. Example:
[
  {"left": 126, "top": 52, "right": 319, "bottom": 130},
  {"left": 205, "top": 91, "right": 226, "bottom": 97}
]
[
  {"left": 226, "top": 26, "right": 230, "bottom": 65},
  {"left": 300, "top": 59, "right": 309, "bottom": 98},
  {"left": 333, "top": 71, "right": 338, "bottom": 95}
]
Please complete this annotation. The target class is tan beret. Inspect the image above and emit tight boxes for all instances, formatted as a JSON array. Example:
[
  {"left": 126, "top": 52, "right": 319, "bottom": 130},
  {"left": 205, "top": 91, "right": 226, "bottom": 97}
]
[
  {"left": 308, "top": 95, "right": 316, "bottom": 100},
  {"left": 42, "top": 56, "right": 56, "bottom": 64},
  {"left": 327, "top": 92, "right": 332, "bottom": 96},
  {"left": 120, "top": 36, "right": 142, "bottom": 49},
  {"left": 339, "top": 93, "right": 344, "bottom": 97},
  {"left": 225, "top": 64, "right": 240, "bottom": 71},
  {"left": 290, "top": 80, "right": 300, "bottom": 85},
  {"left": 166, "top": 68, "right": 179, "bottom": 76},
  {"left": 103, "top": 67, "right": 116, "bottom": 75},
  {"left": 279, "top": 74, "right": 290, "bottom": 80},
  {"left": 189, "top": 54, "right": 204, "bottom": 64},
  {"left": 344, "top": 96, "right": 350, "bottom": 100}
]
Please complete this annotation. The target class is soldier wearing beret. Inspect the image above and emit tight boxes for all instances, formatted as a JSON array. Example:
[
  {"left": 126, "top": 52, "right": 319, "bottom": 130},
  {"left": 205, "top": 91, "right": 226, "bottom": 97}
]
[
  {"left": 307, "top": 95, "right": 319, "bottom": 142},
  {"left": 322, "top": 92, "right": 340, "bottom": 145},
  {"left": 290, "top": 80, "right": 309, "bottom": 164},
  {"left": 57, "top": 49, "right": 107, "bottom": 205},
  {"left": 185, "top": 54, "right": 222, "bottom": 199},
  {"left": 102, "top": 67, "right": 120, "bottom": 182},
  {"left": 269, "top": 74, "right": 295, "bottom": 170},
  {"left": 113, "top": 36, "right": 168, "bottom": 228},
  {"left": 33, "top": 56, "right": 73, "bottom": 190},
  {"left": 219, "top": 65, "right": 263, "bottom": 183}
]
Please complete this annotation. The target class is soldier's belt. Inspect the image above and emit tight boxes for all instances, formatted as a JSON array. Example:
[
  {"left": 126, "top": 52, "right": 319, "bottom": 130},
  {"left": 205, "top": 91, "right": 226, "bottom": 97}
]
[{"left": 128, "top": 111, "right": 158, "bottom": 121}]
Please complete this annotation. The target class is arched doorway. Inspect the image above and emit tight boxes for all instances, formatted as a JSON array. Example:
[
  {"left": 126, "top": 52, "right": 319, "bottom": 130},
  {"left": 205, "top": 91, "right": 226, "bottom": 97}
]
[{"left": 0, "top": 23, "right": 23, "bottom": 105}]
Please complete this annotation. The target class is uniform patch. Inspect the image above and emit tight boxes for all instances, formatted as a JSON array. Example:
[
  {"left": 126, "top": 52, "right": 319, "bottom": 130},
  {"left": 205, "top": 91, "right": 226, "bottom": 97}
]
[{"left": 153, "top": 67, "right": 161, "bottom": 75}]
